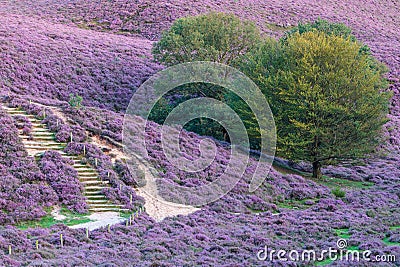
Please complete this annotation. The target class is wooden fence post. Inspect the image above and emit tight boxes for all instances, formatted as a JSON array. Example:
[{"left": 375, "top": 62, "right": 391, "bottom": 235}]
[{"left": 60, "top": 234, "right": 64, "bottom": 248}]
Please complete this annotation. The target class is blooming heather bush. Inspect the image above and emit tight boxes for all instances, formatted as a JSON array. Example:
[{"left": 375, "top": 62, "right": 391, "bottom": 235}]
[
  {"left": 39, "top": 151, "right": 88, "bottom": 213},
  {"left": 0, "top": 200, "right": 398, "bottom": 266},
  {"left": 64, "top": 106, "right": 123, "bottom": 142},
  {"left": 114, "top": 159, "right": 145, "bottom": 187},
  {"left": 0, "top": 13, "right": 162, "bottom": 112},
  {"left": 0, "top": 108, "right": 57, "bottom": 224},
  {"left": 12, "top": 115, "right": 32, "bottom": 137},
  {"left": 0, "top": 0, "right": 400, "bottom": 265}
]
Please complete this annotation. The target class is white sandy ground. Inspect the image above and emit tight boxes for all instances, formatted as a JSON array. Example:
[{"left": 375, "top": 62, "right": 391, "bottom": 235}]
[
  {"left": 51, "top": 206, "right": 67, "bottom": 221},
  {"left": 134, "top": 157, "right": 201, "bottom": 222},
  {"left": 32, "top": 102, "right": 201, "bottom": 228},
  {"left": 52, "top": 206, "right": 126, "bottom": 231},
  {"left": 69, "top": 212, "right": 126, "bottom": 231}
]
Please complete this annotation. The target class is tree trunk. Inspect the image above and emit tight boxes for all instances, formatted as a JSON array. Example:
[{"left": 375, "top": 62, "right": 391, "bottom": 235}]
[
  {"left": 222, "top": 128, "right": 229, "bottom": 142},
  {"left": 312, "top": 161, "right": 322, "bottom": 179}
]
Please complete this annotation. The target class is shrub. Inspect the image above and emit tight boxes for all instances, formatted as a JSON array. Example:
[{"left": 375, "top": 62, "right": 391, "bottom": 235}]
[
  {"left": 152, "top": 11, "right": 260, "bottom": 66},
  {"left": 39, "top": 151, "right": 88, "bottom": 213},
  {"left": 68, "top": 93, "right": 83, "bottom": 109},
  {"left": 332, "top": 188, "right": 346, "bottom": 198}
]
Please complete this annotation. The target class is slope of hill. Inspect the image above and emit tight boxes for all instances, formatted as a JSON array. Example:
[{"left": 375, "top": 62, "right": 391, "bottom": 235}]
[
  {"left": 0, "top": 13, "right": 161, "bottom": 111},
  {"left": 1, "top": 1, "right": 399, "bottom": 112},
  {"left": 0, "top": 0, "right": 399, "bottom": 266}
]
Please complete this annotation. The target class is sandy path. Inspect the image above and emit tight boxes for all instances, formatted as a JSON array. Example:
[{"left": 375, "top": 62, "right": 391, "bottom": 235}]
[
  {"left": 69, "top": 212, "right": 126, "bottom": 231},
  {"left": 133, "top": 154, "right": 201, "bottom": 222}
]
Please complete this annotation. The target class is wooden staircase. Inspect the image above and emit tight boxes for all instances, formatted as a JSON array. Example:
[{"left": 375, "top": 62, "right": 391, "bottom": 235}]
[{"left": 3, "top": 106, "right": 126, "bottom": 212}]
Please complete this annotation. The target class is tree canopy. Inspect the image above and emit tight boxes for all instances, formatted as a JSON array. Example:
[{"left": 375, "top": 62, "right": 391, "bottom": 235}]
[
  {"left": 151, "top": 12, "right": 261, "bottom": 140},
  {"left": 239, "top": 30, "right": 390, "bottom": 178},
  {"left": 152, "top": 12, "right": 261, "bottom": 66}
]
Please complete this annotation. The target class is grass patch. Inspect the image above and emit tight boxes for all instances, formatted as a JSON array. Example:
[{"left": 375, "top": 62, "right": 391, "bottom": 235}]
[
  {"left": 315, "top": 258, "right": 334, "bottom": 266},
  {"left": 272, "top": 161, "right": 307, "bottom": 176},
  {"left": 335, "top": 228, "right": 351, "bottom": 239},
  {"left": 347, "top": 245, "right": 360, "bottom": 251},
  {"left": 383, "top": 237, "right": 400, "bottom": 246},
  {"left": 189, "top": 245, "right": 203, "bottom": 253},
  {"left": 17, "top": 214, "right": 57, "bottom": 230},
  {"left": 17, "top": 207, "right": 92, "bottom": 230},
  {"left": 273, "top": 162, "right": 374, "bottom": 189},
  {"left": 331, "top": 188, "right": 346, "bottom": 198},
  {"left": 316, "top": 176, "right": 374, "bottom": 190},
  {"left": 120, "top": 211, "right": 134, "bottom": 219},
  {"left": 276, "top": 198, "right": 319, "bottom": 210}
]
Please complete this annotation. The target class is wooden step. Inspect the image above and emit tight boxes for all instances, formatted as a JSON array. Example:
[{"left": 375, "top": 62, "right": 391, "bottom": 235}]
[
  {"left": 6, "top": 110, "right": 26, "bottom": 114},
  {"left": 86, "top": 199, "right": 110, "bottom": 204},
  {"left": 61, "top": 155, "right": 79, "bottom": 159},
  {"left": 11, "top": 115, "right": 37, "bottom": 120},
  {"left": 77, "top": 174, "right": 99, "bottom": 178},
  {"left": 89, "top": 208, "right": 129, "bottom": 212},
  {"left": 73, "top": 164, "right": 93, "bottom": 169},
  {"left": 24, "top": 145, "right": 65, "bottom": 150},
  {"left": 89, "top": 204, "right": 123, "bottom": 209},
  {"left": 80, "top": 179, "right": 102, "bottom": 183},
  {"left": 81, "top": 180, "right": 109, "bottom": 185},
  {"left": 30, "top": 123, "right": 45, "bottom": 128},
  {"left": 85, "top": 186, "right": 105, "bottom": 191},
  {"left": 21, "top": 135, "right": 55, "bottom": 140},
  {"left": 22, "top": 141, "right": 62, "bottom": 146},
  {"left": 74, "top": 170, "right": 97, "bottom": 174},
  {"left": 86, "top": 195, "right": 107, "bottom": 199},
  {"left": 28, "top": 131, "right": 51, "bottom": 135},
  {"left": 84, "top": 191, "right": 103, "bottom": 195}
]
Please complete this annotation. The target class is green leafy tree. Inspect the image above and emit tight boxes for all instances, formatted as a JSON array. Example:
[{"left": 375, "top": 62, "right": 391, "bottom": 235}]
[
  {"left": 238, "top": 31, "right": 390, "bottom": 179},
  {"left": 151, "top": 12, "right": 261, "bottom": 140},
  {"left": 282, "top": 19, "right": 386, "bottom": 75},
  {"left": 283, "top": 18, "right": 355, "bottom": 41},
  {"left": 152, "top": 12, "right": 260, "bottom": 98},
  {"left": 153, "top": 12, "right": 260, "bottom": 66}
]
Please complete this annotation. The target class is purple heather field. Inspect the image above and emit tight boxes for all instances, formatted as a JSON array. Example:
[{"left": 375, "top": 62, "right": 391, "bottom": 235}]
[{"left": 0, "top": 0, "right": 399, "bottom": 266}]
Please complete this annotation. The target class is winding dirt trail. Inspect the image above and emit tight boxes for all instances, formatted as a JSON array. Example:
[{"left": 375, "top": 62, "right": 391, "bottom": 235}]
[{"left": 132, "top": 154, "right": 201, "bottom": 222}]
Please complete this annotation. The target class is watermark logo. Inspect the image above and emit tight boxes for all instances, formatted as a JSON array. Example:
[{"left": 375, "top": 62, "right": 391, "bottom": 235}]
[
  {"left": 336, "top": 238, "right": 348, "bottom": 249},
  {"left": 122, "top": 62, "right": 276, "bottom": 206},
  {"left": 257, "top": 239, "right": 397, "bottom": 263}
]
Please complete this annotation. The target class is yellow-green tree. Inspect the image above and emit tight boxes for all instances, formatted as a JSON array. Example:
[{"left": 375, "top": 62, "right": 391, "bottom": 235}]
[{"left": 239, "top": 31, "right": 391, "bottom": 179}]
